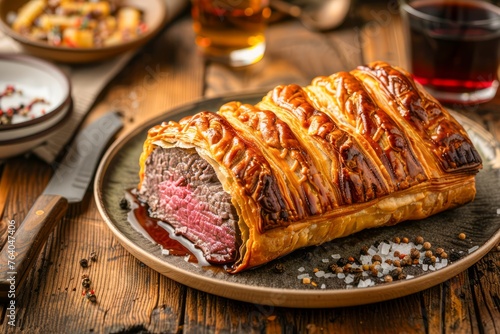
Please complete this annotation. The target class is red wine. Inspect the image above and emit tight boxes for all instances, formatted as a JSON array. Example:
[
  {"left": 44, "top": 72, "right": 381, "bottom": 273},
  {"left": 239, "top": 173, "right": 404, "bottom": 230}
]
[{"left": 403, "top": 0, "right": 500, "bottom": 102}]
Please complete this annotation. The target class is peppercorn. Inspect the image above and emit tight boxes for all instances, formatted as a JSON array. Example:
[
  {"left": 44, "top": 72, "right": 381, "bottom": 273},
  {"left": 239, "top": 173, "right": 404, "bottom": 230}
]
[
  {"left": 458, "top": 233, "right": 466, "bottom": 240},
  {"left": 393, "top": 260, "right": 401, "bottom": 267},
  {"left": 343, "top": 263, "right": 352, "bottom": 272},
  {"left": 372, "top": 254, "right": 382, "bottom": 263},
  {"left": 385, "top": 259, "right": 393, "bottom": 265},
  {"left": 441, "top": 252, "right": 448, "bottom": 259},
  {"left": 304, "top": 252, "right": 313, "bottom": 261},
  {"left": 82, "top": 277, "right": 91, "bottom": 289},
  {"left": 85, "top": 290, "right": 97, "bottom": 303},
  {"left": 119, "top": 197, "right": 130, "bottom": 210},
  {"left": 423, "top": 257, "right": 433, "bottom": 265},
  {"left": 425, "top": 250, "right": 433, "bottom": 258},
  {"left": 336, "top": 257, "right": 349, "bottom": 267},
  {"left": 402, "top": 237, "right": 409, "bottom": 243},
  {"left": 360, "top": 246, "right": 369, "bottom": 255},
  {"left": 362, "top": 264, "right": 370, "bottom": 271},
  {"left": 90, "top": 251, "right": 98, "bottom": 262},
  {"left": 435, "top": 247, "right": 444, "bottom": 256},
  {"left": 384, "top": 275, "right": 393, "bottom": 283},
  {"left": 390, "top": 267, "right": 402, "bottom": 279},
  {"left": 79, "top": 258, "right": 89, "bottom": 268},
  {"left": 430, "top": 256, "right": 436, "bottom": 264},
  {"left": 423, "top": 242, "right": 432, "bottom": 250},
  {"left": 328, "top": 263, "right": 340, "bottom": 274},
  {"left": 393, "top": 237, "right": 401, "bottom": 244},
  {"left": 393, "top": 250, "right": 401, "bottom": 258},
  {"left": 273, "top": 263, "right": 285, "bottom": 274},
  {"left": 410, "top": 248, "right": 420, "bottom": 259},
  {"left": 415, "top": 236, "right": 424, "bottom": 245}
]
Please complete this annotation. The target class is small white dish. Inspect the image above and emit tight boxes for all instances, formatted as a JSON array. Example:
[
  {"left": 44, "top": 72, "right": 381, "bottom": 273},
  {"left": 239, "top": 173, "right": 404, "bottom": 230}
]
[
  {"left": 0, "top": 53, "right": 72, "bottom": 159},
  {"left": 0, "top": 54, "right": 71, "bottom": 141},
  {"left": 0, "top": 101, "right": 72, "bottom": 159}
]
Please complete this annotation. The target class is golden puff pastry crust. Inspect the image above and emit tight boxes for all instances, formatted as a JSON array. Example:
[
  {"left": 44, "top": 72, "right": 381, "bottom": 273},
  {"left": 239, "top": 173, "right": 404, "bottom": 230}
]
[{"left": 138, "top": 62, "right": 482, "bottom": 273}]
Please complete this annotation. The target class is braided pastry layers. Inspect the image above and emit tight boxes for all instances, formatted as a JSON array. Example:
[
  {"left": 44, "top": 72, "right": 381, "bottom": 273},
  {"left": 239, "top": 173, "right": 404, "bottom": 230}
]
[{"left": 137, "top": 62, "right": 482, "bottom": 273}]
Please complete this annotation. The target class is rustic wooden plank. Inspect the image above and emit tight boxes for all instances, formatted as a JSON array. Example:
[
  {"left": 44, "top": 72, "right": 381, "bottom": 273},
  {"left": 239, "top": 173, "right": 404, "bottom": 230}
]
[
  {"left": 183, "top": 288, "right": 427, "bottom": 333},
  {"left": 442, "top": 271, "right": 480, "bottom": 333},
  {"left": 469, "top": 251, "right": 500, "bottom": 333},
  {"left": 0, "top": 157, "right": 52, "bottom": 249},
  {"left": 421, "top": 285, "right": 444, "bottom": 333}
]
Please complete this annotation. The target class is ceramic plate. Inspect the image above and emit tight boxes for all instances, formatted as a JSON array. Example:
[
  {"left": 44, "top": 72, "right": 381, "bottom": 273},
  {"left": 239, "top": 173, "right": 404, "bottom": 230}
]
[
  {"left": 94, "top": 92, "right": 500, "bottom": 308},
  {"left": 0, "top": 54, "right": 71, "bottom": 142},
  {"left": 0, "top": 0, "right": 167, "bottom": 63}
]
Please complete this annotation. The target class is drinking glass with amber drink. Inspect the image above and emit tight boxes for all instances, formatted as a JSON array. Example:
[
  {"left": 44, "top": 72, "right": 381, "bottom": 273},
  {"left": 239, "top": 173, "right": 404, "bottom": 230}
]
[{"left": 191, "top": 0, "right": 271, "bottom": 67}]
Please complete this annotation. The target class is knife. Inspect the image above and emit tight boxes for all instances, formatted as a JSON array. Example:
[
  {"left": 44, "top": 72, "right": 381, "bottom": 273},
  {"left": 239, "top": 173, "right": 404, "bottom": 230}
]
[{"left": 0, "top": 112, "right": 123, "bottom": 299}]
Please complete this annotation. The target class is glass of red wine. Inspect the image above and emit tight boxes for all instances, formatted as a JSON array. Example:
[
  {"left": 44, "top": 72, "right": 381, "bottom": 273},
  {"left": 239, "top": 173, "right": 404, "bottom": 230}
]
[{"left": 400, "top": 0, "right": 500, "bottom": 105}]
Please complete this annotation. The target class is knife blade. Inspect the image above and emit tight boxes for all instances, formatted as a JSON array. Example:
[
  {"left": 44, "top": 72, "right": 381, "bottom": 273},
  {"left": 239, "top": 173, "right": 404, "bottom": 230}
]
[{"left": 0, "top": 112, "right": 123, "bottom": 299}]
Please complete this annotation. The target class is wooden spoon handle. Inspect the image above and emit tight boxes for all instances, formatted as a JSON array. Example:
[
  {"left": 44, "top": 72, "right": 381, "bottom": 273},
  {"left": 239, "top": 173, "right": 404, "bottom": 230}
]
[{"left": 0, "top": 194, "right": 68, "bottom": 299}]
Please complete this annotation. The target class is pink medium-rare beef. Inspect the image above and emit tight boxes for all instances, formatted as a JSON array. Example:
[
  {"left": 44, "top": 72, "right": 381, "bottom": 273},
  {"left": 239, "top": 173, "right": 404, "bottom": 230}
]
[{"left": 137, "top": 147, "right": 240, "bottom": 264}]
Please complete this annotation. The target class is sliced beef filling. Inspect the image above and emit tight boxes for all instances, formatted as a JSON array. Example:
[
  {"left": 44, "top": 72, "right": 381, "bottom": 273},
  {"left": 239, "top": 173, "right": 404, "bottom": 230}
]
[{"left": 138, "top": 147, "right": 240, "bottom": 264}]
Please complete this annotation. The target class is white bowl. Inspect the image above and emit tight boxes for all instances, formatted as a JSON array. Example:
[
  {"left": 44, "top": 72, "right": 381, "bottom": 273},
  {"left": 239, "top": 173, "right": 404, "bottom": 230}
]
[
  {"left": 0, "top": 100, "right": 72, "bottom": 159},
  {"left": 0, "top": 54, "right": 72, "bottom": 159}
]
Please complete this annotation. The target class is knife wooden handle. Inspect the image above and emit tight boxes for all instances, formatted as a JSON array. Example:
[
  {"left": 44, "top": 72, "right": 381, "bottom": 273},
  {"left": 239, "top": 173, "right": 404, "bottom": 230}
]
[{"left": 0, "top": 194, "right": 68, "bottom": 299}]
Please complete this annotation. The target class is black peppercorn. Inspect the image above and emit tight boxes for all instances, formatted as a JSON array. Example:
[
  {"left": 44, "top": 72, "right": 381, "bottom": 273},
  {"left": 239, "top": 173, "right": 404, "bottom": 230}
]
[
  {"left": 79, "top": 258, "right": 89, "bottom": 268},
  {"left": 90, "top": 251, "right": 98, "bottom": 262},
  {"left": 336, "top": 257, "right": 348, "bottom": 267},
  {"left": 86, "top": 290, "right": 97, "bottom": 303},
  {"left": 82, "top": 277, "right": 91, "bottom": 289},
  {"left": 119, "top": 197, "right": 130, "bottom": 210}
]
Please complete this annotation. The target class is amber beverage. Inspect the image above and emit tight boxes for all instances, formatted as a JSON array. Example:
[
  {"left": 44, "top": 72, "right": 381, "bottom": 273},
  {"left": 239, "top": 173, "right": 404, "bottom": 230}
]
[
  {"left": 400, "top": 0, "right": 500, "bottom": 105},
  {"left": 191, "top": 0, "right": 270, "bottom": 67}
]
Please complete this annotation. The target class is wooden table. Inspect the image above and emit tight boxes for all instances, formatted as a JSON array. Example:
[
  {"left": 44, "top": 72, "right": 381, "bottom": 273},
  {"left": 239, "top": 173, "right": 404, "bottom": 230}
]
[{"left": 1, "top": 2, "right": 500, "bottom": 333}]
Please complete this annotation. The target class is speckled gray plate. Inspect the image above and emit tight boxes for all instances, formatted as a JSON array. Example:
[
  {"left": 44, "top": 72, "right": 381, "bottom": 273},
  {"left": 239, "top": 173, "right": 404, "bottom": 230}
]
[{"left": 94, "top": 92, "right": 500, "bottom": 308}]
